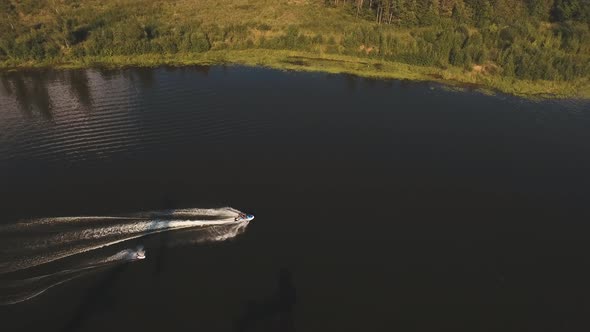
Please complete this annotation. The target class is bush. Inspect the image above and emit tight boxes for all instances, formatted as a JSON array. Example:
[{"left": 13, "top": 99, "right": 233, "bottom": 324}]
[
  {"left": 189, "top": 31, "right": 211, "bottom": 52},
  {"left": 312, "top": 34, "right": 324, "bottom": 44}
]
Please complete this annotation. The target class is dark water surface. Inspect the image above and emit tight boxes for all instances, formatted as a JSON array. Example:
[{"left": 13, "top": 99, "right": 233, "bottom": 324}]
[{"left": 1, "top": 66, "right": 590, "bottom": 331}]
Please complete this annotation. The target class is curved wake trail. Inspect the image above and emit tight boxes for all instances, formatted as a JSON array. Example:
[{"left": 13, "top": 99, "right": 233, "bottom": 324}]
[
  {"left": 0, "top": 248, "right": 144, "bottom": 305},
  {"left": 0, "top": 207, "right": 250, "bottom": 274}
]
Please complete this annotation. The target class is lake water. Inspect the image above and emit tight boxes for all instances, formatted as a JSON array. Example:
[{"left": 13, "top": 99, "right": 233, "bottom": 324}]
[{"left": 1, "top": 66, "right": 589, "bottom": 331}]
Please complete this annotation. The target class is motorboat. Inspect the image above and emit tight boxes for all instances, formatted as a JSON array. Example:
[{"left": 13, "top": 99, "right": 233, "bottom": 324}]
[{"left": 235, "top": 213, "right": 254, "bottom": 222}]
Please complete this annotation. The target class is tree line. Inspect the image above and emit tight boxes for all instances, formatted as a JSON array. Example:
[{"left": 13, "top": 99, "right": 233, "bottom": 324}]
[
  {"left": 327, "top": 0, "right": 589, "bottom": 25},
  {"left": 324, "top": 0, "right": 590, "bottom": 80}
]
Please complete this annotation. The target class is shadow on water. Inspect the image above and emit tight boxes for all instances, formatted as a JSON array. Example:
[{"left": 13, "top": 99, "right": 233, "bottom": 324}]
[
  {"left": 164, "top": 65, "right": 211, "bottom": 78},
  {"left": 60, "top": 263, "right": 130, "bottom": 332},
  {"left": 3, "top": 72, "right": 54, "bottom": 119},
  {"left": 190, "top": 65, "right": 211, "bottom": 77},
  {"left": 1, "top": 70, "right": 95, "bottom": 116},
  {"left": 343, "top": 74, "right": 358, "bottom": 93},
  {"left": 0, "top": 75, "right": 13, "bottom": 96},
  {"left": 132, "top": 68, "right": 155, "bottom": 89},
  {"left": 96, "top": 68, "right": 121, "bottom": 81},
  {"left": 234, "top": 268, "right": 297, "bottom": 332},
  {"left": 66, "top": 70, "right": 93, "bottom": 108}
]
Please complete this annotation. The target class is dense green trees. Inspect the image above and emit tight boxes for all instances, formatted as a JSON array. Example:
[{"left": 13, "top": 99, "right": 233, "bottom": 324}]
[
  {"left": 326, "top": 0, "right": 590, "bottom": 80},
  {"left": 331, "top": 0, "right": 589, "bottom": 26}
]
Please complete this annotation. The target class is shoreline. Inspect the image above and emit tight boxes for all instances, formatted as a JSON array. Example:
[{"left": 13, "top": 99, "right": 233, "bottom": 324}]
[{"left": 1, "top": 49, "right": 589, "bottom": 100}]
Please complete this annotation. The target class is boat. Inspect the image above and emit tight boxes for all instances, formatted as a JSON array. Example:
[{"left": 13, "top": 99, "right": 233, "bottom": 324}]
[{"left": 235, "top": 213, "right": 255, "bottom": 222}]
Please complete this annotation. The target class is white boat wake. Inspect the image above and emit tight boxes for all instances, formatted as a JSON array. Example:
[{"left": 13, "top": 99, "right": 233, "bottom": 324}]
[
  {"left": 0, "top": 207, "right": 252, "bottom": 304},
  {"left": 0, "top": 247, "right": 145, "bottom": 305},
  {"left": 0, "top": 207, "right": 250, "bottom": 274}
]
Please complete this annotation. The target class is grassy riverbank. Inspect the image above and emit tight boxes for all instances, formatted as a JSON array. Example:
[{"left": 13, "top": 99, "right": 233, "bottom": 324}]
[
  {"left": 3, "top": 49, "right": 588, "bottom": 99},
  {"left": 1, "top": 0, "right": 589, "bottom": 99}
]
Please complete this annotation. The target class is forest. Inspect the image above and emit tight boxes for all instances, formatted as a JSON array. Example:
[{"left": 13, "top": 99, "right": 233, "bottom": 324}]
[
  {"left": 328, "top": 0, "right": 590, "bottom": 81},
  {"left": 0, "top": 0, "right": 589, "bottom": 97}
]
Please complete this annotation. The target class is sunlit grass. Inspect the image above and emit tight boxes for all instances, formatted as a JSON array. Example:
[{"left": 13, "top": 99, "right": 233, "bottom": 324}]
[{"left": 1, "top": 0, "right": 588, "bottom": 99}]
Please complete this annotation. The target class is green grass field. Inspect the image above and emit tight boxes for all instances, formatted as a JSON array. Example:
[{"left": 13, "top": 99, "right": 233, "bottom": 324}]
[{"left": 1, "top": 0, "right": 589, "bottom": 99}]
